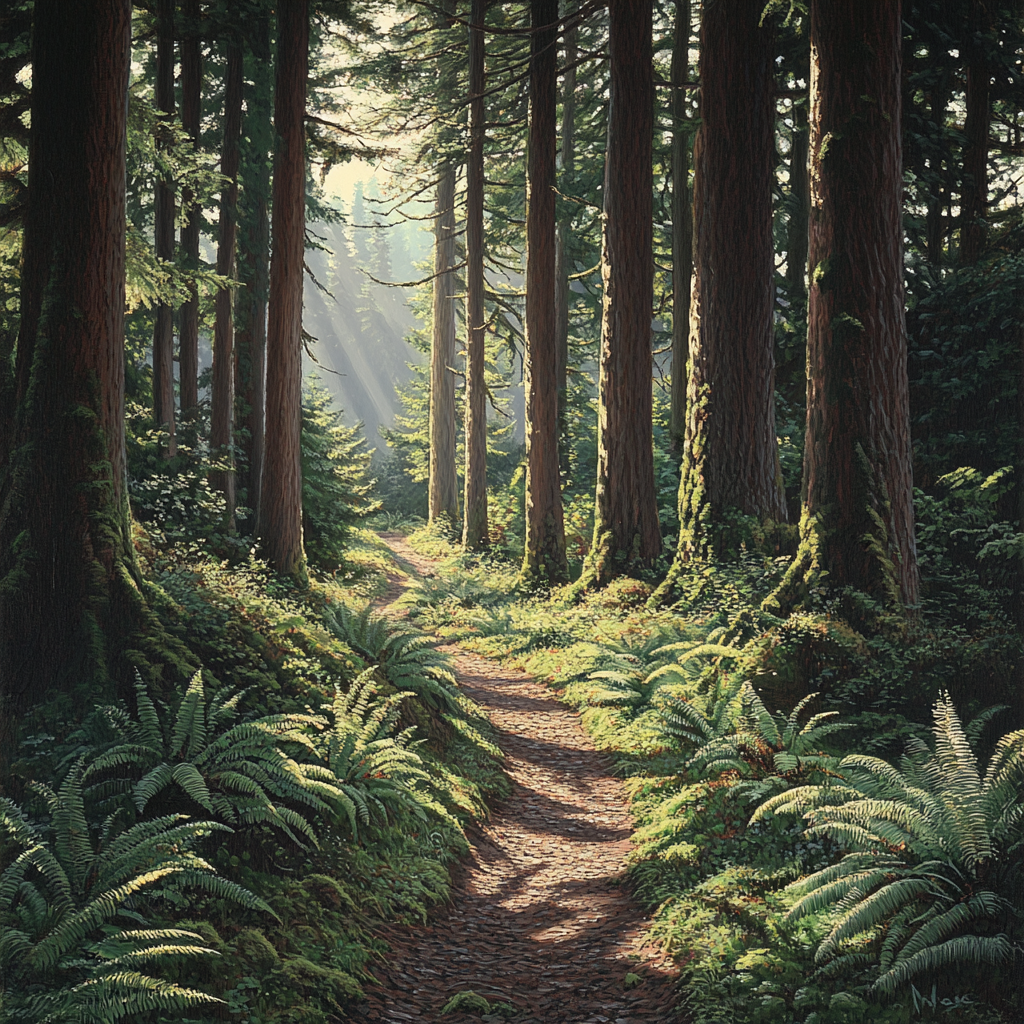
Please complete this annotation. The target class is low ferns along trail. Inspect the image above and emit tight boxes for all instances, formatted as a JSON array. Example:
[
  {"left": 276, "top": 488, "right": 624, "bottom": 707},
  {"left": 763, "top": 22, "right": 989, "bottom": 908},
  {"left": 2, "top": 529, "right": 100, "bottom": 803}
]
[{"left": 363, "top": 536, "right": 679, "bottom": 1023}]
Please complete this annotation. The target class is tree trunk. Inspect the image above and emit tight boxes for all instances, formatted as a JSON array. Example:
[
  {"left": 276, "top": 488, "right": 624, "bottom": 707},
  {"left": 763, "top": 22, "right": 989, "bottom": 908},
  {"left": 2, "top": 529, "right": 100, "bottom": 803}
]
[
  {"left": 785, "top": 100, "right": 810, "bottom": 302},
  {"left": 258, "top": 0, "right": 308, "bottom": 578},
  {"left": 236, "top": 12, "right": 272, "bottom": 527},
  {"left": 960, "top": 0, "right": 991, "bottom": 266},
  {"left": 523, "top": 0, "right": 568, "bottom": 584},
  {"left": 554, "top": 0, "right": 577, "bottom": 480},
  {"left": 765, "top": 0, "right": 919, "bottom": 616},
  {"left": 663, "top": 0, "right": 784, "bottom": 581},
  {"left": 0, "top": 0, "right": 135, "bottom": 701},
  {"left": 580, "top": 0, "right": 660, "bottom": 588},
  {"left": 152, "top": 0, "right": 176, "bottom": 456},
  {"left": 178, "top": 0, "right": 202, "bottom": 423},
  {"left": 462, "top": 0, "right": 489, "bottom": 551},
  {"left": 668, "top": 0, "right": 692, "bottom": 453},
  {"left": 428, "top": 163, "right": 459, "bottom": 524},
  {"left": 210, "top": 38, "right": 243, "bottom": 517}
]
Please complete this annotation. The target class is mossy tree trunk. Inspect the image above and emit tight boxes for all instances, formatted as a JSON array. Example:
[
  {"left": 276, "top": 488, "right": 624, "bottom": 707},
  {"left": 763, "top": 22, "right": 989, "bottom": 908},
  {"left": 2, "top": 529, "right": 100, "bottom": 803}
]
[
  {"left": 462, "top": 0, "right": 488, "bottom": 551},
  {"left": 579, "top": 0, "right": 660, "bottom": 589},
  {"left": 152, "top": 0, "right": 177, "bottom": 456},
  {"left": 210, "top": 37, "right": 243, "bottom": 518},
  {"left": 236, "top": 12, "right": 272, "bottom": 527},
  {"left": 0, "top": 0, "right": 171, "bottom": 705},
  {"left": 668, "top": 0, "right": 693, "bottom": 455},
  {"left": 429, "top": 165, "right": 459, "bottom": 525},
  {"left": 178, "top": 0, "right": 202, "bottom": 424},
  {"left": 523, "top": 0, "right": 568, "bottom": 584},
  {"left": 258, "top": 0, "right": 308, "bottom": 578},
  {"left": 764, "top": 0, "right": 919, "bottom": 616},
  {"left": 554, "top": 0, "right": 577, "bottom": 480},
  {"left": 660, "top": 0, "right": 785, "bottom": 594}
]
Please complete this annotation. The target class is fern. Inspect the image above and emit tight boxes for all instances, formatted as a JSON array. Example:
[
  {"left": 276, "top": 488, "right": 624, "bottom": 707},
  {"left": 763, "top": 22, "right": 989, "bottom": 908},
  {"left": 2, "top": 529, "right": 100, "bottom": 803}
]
[
  {"left": 753, "top": 693, "right": 1024, "bottom": 998},
  {"left": 301, "top": 669, "right": 463, "bottom": 839},
  {"left": 86, "top": 670, "right": 331, "bottom": 847},
  {"left": 0, "top": 759, "right": 271, "bottom": 1024},
  {"left": 324, "top": 601, "right": 462, "bottom": 714}
]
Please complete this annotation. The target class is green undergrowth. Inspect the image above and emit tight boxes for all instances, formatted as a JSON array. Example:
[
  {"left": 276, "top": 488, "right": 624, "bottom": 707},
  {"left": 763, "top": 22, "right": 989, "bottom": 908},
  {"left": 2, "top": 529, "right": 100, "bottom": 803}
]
[
  {"left": 3, "top": 524, "right": 507, "bottom": 1024},
  {"left": 399, "top": 515, "right": 1023, "bottom": 1024}
]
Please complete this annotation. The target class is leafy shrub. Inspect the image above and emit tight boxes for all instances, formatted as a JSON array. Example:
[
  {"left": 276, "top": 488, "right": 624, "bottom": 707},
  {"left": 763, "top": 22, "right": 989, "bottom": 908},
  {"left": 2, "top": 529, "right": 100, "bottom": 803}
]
[{"left": 127, "top": 404, "right": 246, "bottom": 559}]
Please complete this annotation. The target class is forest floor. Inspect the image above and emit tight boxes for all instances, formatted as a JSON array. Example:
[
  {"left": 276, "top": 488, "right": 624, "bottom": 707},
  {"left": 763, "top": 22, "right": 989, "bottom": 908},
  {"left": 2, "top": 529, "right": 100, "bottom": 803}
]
[{"left": 356, "top": 535, "right": 682, "bottom": 1024}]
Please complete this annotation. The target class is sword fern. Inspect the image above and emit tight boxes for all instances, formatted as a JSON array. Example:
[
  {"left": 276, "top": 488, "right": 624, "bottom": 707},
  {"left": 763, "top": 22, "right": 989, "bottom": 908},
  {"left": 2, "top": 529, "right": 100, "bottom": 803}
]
[
  {"left": 0, "top": 759, "right": 271, "bottom": 1023},
  {"left": 752, "top": 693, "right": 1024, "bottom": 997}
]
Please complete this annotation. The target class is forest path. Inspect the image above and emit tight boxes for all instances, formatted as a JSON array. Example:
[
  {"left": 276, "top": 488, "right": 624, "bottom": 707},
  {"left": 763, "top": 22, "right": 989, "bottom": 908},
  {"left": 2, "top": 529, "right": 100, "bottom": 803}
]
[{"left": 358, "top": 535, "right": 680, "bottom": 1024}]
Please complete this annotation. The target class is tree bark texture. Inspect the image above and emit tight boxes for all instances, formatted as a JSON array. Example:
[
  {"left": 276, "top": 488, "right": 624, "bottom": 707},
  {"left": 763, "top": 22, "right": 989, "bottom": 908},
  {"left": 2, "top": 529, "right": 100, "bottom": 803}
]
[
  {"left": 523, "top": 0, "right": 568, "bottom": 583},
  {"left": 554, "top": 0, "right": 577, "bottom": 479},
  {"left": 428, "top": 165, "right": 459, "bottom": 524},
  {"left": 766, "top": 0, "right": 919, "bottom": 614},
  {"left": 258, "top": 0, "right": 308, "bottom": 577},
  {"left": 785, "top": 100, "right": 810, "bottom": 302},
  {"left": 210, "top": 39, "right": 243, "bottom": 515},
  {"left": 669, "top": 0, "right": 692, "bottom": 453},
  {"left": 462, "top": 0, "right": 489, "bottom": 551},
  {"left": 236, "top": 13, "right": 272, "bottom": 524},
  {"left": 584, "top": 0, "right": 660, "bottom": 586},
  {"left": 673, "top": 0, "right": 785, "bottom": 565},
  {"left": 178, "top": 0, "right": 202, "bottom": 422},
  {"left": 0, "top": 0, "right": 136, "bottom": 700},
  {"left": 152, "top": 0, "right": 176, "bottom": 455},
  {"left": 960, "top": 0, "right": 991, "bottom": 265}
]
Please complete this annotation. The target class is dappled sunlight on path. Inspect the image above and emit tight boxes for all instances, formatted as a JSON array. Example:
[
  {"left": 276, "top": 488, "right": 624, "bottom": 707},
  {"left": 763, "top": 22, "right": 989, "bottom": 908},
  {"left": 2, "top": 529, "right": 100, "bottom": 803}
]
[{"left": 358, "top": 536, "right": 680, "bottom": 1024}]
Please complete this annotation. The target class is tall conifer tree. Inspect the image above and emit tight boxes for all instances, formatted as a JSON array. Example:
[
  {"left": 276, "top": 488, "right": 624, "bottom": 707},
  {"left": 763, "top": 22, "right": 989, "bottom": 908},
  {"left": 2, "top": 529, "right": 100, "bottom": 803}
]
[
  {"left": 178, "top": 0, "right": 202, "bottom": 423},
  {"left": 0, "top": 0, "right": 135, "bottom": 699},
  {"left": 668, "top": 0, "right": 692, "bottom": 454},
  {"left": 462, "top": 0, "right": 488, "bottom": 550},
  {"left": 766, "top": 0, "right": 919, "bottom": 614},
  {"left": 210, "top": 35, "right": 243, "bottom": 515},
  {"left": 428, "top": 163, "right": 459, "bottom": 524},
  {"left": 554, "top": 0, "right": 577, "bottom": 476},
  {"left": 663, "top": 0, "right": 785, "bottom": 579},
  {"left": 523, "top": 0, "right": 568, "bottom": 582},
  {"left": 258, "top": 0, "right": 308, "bottom": 577},
  {"left": 152, "top": 0, "right": 176, "bottom": 455},
  {"left": 580, "top": 0, "right": 660, "bottom": 587},
  {"left": 236, "top": 10, "right": 273, "bottom": 523}
]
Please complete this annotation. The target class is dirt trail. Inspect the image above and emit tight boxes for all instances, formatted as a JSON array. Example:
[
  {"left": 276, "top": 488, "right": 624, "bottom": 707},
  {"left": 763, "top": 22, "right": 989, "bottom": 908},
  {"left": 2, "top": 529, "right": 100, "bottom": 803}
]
[{"left": 358, "top": 535, "right": 680, "bottom": 1024}]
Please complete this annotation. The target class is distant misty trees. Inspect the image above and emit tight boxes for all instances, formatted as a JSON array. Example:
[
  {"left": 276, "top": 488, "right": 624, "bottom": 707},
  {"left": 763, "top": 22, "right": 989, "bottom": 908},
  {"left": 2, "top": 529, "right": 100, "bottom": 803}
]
[{"left": 302, "top": 207, "right": 429, "bottom": 455}]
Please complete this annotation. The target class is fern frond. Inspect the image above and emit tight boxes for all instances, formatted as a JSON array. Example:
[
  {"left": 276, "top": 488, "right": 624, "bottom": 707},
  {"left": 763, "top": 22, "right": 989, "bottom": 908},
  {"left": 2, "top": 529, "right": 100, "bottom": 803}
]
[
  {"left": 132, "top": 669, "right": 164, "bottom": 748},
  {"left": 872, "top": 935, "right": 1013, "bottom": 996},
  {"left": 815, "top": 878, "right": 937, "bottom": 962}
]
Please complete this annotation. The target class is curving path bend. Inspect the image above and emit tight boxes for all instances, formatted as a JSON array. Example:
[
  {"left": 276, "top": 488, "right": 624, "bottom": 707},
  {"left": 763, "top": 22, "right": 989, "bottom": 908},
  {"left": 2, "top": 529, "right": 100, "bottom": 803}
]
[{"left": 358, "top": 536, "right": 680, "bottom": 1024}]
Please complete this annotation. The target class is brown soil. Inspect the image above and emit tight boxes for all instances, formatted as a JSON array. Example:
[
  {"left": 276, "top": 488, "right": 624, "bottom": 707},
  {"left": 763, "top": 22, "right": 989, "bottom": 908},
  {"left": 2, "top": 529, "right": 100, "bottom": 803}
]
[{"left": 358, "top": 535, "right": 680, "bottom": 1024}]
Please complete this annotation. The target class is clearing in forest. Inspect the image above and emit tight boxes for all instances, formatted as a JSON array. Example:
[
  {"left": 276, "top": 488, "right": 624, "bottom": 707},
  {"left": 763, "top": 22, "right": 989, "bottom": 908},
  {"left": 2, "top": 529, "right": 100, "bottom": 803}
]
[{"left": 358, "top": 536, "right": 680, "bottom": 1024}]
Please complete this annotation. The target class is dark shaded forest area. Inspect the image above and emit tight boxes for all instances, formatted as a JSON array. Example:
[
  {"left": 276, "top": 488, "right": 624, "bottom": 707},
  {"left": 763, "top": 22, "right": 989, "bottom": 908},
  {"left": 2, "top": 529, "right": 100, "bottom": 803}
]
[{"left": 1, "top": 1, "right": 1024, "bottom": 1022}]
